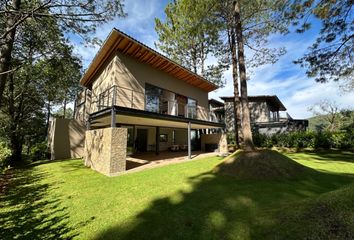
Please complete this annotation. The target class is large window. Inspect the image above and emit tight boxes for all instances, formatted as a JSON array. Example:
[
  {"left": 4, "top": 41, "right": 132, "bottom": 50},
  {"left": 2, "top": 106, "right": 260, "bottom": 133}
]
[
  {"left": 145, "top": 83, "right": 197, "bottom": 119},
  {"left": 145, "top": 84, "right": 161, "bottom": 113},
  {"left": 187, "top": 98, "right": 197, "bottom": 119}
]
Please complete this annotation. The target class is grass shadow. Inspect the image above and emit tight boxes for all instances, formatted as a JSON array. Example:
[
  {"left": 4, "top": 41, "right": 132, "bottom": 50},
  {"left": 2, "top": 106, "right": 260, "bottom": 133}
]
[
  {"left": 284, "top": 150, "right": 354, "bottom": 163},
  {"left": 92, "top": 156, "right": 354, "bottom": 239},
  {"left": 0, "top": 165, "right": 81, "bottom": 239}
]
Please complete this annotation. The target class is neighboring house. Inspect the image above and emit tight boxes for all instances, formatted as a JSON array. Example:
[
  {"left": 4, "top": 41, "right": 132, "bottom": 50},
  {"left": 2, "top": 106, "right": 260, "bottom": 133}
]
[
  {"left": 57, "top": 28, "right": 227, "bottom": 176},
  {"left": 219, "top": 95, "right": 308, "bottom": 135}
]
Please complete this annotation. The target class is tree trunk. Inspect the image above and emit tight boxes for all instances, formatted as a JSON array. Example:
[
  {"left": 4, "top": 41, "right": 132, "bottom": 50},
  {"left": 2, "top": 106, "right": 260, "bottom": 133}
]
[
  {"left": 0, "top": 0, "right": 21, "bottom": 106},
  {"left": 228, "top": 27, "right": 240, "bottom": 148},
  {"left": 46, "top": 100, "right": 51, "bottom": 134},
  {"left": 8, "top": 72, "right": 22, "bottom": 163},
  {"left": 10, "top": 133, "right": 22, "bottom": 163},
  {"left": 63, "top": 95, "right": 67, "bottom": 118},
  {"left": 234, "top": 0, "right": 254, "bottom": 151}
]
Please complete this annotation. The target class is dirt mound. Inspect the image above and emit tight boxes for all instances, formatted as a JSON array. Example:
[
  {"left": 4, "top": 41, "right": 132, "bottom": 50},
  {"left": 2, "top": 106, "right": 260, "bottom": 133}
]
[{"left": 214, "top": 150, "right": 309, "bottom": 180}]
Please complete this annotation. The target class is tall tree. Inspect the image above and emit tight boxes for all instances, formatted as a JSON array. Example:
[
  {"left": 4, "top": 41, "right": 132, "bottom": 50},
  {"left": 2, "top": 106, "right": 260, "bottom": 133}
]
[
  {"left": 0, "top": 0, "right": 125, "bottom": 106},
  {"left": 233, "top": 0, "right": 254, "bottom": 150},
  {"left": 288, "top": 0, "right": 354, "bottom": 91},
  {"left": 155, "top": 0, "right": 227, "bottom": 87},
  {"left": 0, "top": 13, "right": 81, "bottom": 164},
  {"left": 215, "top": 0, "right": 288, "bottom": 150}
]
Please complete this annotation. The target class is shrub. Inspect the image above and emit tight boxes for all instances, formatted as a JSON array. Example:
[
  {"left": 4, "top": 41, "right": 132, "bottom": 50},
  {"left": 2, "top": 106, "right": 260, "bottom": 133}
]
[
  {"left": 30, "top": 141, "right": 50, "bottom": 161},
  {"left": 331, "top": 132, "right": 352, "bottom": 149},
  {"left": 0, "top": 142, "right": 11, "bottom": 172},
  {"left": 314, "top": 131, "right": 332, "bottom": 149},
  {"left": 227, "top": 132, "right": 236, "bottom": 145},
  {"left": 252, "top": 130, "right": 354, "bottom": 150}
]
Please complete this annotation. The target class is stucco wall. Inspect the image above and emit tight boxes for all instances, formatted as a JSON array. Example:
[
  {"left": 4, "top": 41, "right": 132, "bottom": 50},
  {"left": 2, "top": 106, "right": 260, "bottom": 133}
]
[
  {"left": 85, "top": 127, "right": 127, "bottom": 176},
  {"left": 88, "top": 51, "right": 210, "bottom": 121},
  {"left": 249, "top": 101, "right": 269, "bottom": 122},
  {"left": 74, "top": 89, "right": 92, "bottom": 123},
  {"left": 49, "top": 118, "right": 86, "bottom": 160},
  {"left": 90, "top": 54, "right": 123, "bottom": 113},
  {"left": 224, "top": 100, "right": 271, "bottom": 132}
]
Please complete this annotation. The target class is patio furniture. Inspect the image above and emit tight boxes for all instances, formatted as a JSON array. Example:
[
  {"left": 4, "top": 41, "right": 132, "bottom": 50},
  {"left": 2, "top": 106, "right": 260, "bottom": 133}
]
[
  {"left": 169, "top": 145, "right": 179, "bottom": 152},
  {"left": 180, "top": 145, "right": 188, "bottom": 151}
]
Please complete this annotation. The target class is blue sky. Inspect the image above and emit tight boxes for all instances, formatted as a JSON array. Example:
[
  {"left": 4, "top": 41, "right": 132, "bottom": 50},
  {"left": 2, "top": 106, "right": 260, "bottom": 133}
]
[{"left": 71, "top": 0, "right": 354, "bottom": 119}]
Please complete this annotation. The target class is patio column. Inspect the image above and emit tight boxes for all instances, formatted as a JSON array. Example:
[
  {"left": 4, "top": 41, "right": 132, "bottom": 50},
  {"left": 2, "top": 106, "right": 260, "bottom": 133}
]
[
  {"left": 188, "top": 122, "right": 191, "bottom": 159},
  {"left": 156, "top": 126, "right": 160, "bottom": 155}
]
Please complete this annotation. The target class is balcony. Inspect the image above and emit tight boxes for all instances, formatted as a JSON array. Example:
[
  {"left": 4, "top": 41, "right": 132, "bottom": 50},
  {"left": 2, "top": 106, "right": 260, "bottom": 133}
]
[{"left": 92, "top": 85, "right": 221, "bottom": 123}]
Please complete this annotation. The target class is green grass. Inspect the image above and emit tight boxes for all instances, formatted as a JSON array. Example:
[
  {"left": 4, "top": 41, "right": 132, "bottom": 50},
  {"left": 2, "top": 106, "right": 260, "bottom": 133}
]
[{"left": 1, "top": 151, "right": 354, "bottom": 239}]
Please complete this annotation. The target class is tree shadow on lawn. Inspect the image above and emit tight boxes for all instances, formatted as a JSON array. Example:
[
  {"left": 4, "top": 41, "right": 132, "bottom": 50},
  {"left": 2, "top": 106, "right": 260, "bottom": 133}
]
[
  {"left": 0, "top": 164, "right": 88, "bottom": 240},
  {"left": 287, "top": 150, "right": 354, "bottom": 163},
  {"left": 93, "top": 160, "right": 354, "bottom": 239}
]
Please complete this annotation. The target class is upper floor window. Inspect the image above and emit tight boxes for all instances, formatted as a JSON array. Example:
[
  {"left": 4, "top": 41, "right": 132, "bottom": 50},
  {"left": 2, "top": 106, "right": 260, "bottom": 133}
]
[
  {"left": 145, "top": 83, "right": 198, "bottom": 119},
  {"left": 145, "top": 84, "right": 161, "bottom": 113},
  {"left": 187, "top": 98, "right": 197, "bottom": 119}
]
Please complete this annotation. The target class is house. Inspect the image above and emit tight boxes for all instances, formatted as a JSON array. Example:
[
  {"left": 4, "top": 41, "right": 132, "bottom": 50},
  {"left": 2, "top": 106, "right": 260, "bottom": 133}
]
[
  {"left": 60, "top": 28, "right": 227, "bottom": 176},
  {"left": 219, "top": 95, "right": 308, "bottom": 136}
]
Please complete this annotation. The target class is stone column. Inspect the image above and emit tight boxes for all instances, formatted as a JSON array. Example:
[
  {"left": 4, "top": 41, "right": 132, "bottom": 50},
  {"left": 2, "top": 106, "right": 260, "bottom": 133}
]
[{"left": 84, "top": 127, "right": 127, "bottom": 176}]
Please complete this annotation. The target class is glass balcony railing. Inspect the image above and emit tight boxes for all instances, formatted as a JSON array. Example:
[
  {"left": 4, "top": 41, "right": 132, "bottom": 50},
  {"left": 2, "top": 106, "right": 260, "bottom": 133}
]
[{"left": 93, "top": 85, "right": 223, "bottom": 123}]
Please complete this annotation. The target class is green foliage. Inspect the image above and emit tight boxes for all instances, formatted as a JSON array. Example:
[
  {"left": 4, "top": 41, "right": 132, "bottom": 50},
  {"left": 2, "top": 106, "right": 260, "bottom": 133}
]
[
  {"left": 289, "top": 0, "right": 354, "bottom": 89},
  {"left": 0, "top": 141, "right": 11, "bottom": 171},
  {"left": 29, "top": 142, "right": 50, "bottom": 161},
  {"left": 155, "top": 0, "right": 227, "bottom": 87},
  {"left": 308, "top": 108, "right": 354, "bottom": 133},
  {"left": 226, "top": 132, "right": 236, "bottom": 145},
  {"left": 253, "top": 130, "right": 353, "bottom": 150},
  {"left": 52, "top": 107, "right": 74, "bottom": 119}
]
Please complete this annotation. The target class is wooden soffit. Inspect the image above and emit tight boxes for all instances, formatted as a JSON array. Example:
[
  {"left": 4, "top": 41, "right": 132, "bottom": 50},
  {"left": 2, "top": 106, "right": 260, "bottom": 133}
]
[{"left": 80, "top": 28, "right": 218, "bottom": 92}]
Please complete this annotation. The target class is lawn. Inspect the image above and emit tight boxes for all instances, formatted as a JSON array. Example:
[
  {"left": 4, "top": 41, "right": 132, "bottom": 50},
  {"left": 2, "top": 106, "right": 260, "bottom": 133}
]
[{"left": 1, "top": 151, "right": 354, "bottom": 239}]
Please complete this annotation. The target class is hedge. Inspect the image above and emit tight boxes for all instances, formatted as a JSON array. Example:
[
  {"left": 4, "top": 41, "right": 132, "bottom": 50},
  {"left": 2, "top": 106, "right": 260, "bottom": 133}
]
[{"left": 252, "top": 131, "right": 353, "bottom": 150}]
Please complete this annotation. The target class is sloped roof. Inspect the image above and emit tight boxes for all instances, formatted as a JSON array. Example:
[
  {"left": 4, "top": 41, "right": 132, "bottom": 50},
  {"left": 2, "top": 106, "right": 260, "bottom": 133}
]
[
  {"left": 80, "top": 28, "right": 218, "bottom": 92},
  {"left": 220, "top": 95, "right": 287, "bottom": 111},
  {"left": 209, "top": 98, "right": 224, "bottom": 107}
]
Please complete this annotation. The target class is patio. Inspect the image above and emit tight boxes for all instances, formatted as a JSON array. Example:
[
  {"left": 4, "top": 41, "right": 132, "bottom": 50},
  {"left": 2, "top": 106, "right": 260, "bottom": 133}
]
[{"left": 126, "top": 151, "right": 219, "bottom": 172}]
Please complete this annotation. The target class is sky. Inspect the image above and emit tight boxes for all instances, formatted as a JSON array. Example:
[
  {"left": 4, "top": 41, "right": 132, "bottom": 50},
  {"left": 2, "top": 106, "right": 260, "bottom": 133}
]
[{"left": 71, "top": 0, "right": 354, "bottom": 119}]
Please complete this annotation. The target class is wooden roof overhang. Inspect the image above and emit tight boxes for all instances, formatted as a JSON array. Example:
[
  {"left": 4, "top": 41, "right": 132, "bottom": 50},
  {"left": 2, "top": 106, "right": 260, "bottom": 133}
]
[{"left": 80, "top": 28, "right": 218, "bottom": 92}]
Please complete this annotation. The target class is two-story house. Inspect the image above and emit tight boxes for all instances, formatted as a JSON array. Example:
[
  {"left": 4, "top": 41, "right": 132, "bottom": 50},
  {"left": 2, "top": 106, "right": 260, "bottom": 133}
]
[
  {"left": 219, "top": 95, "right": 308, "bottom": 136},
  {"left": 68, "top": 28, "right": 227, "bottom": 176}
]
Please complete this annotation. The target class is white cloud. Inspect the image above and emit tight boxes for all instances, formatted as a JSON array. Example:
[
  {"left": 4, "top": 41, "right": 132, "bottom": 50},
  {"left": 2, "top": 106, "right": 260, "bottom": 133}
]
[
  {"left": 211, "top": 35, "right": 354, "bottom": 119},
  {"left": 70, "top": 0, "right": 163, "bottom": 68}
]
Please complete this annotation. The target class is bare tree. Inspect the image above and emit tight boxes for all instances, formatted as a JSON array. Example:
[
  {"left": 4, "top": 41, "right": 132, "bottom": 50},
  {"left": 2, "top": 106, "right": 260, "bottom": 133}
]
[{"left": 308, "top": 100, "right": 341, "bottom": 132}]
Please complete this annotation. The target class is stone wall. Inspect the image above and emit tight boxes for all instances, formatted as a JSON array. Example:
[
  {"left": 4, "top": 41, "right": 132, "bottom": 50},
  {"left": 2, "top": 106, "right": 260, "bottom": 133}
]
[
  {"left": 84, "top": 127, "right": 127, "bottom": 176},
  {"left": 201, "top": 133, "right": 228, "bottom": 154}
]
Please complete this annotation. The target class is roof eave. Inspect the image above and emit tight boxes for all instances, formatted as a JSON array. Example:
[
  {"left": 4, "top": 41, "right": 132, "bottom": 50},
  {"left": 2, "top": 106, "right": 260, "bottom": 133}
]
[{"left": 79, "top": 28, "right": 218, "bottom": 92}]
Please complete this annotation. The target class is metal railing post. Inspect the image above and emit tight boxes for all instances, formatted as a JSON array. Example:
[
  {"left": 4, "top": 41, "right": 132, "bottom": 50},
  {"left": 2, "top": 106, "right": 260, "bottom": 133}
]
[{"left": 111, "top": 86, "right": 117, "bottom": 128}]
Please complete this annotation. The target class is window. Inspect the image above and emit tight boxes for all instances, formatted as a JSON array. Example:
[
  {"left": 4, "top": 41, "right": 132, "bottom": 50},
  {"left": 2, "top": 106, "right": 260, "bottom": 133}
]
[
  {"left": 187, "top": 98, "right": 197, "bottom": 119},
  {"left": 145, "top": 84, "right": 161, "bottom": 113},
  {"left": 159, "top": 134, "right": 168, "bottom": 142},
  {"left": 145, "top": 83, "right": 197, "bottom": 118}
]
